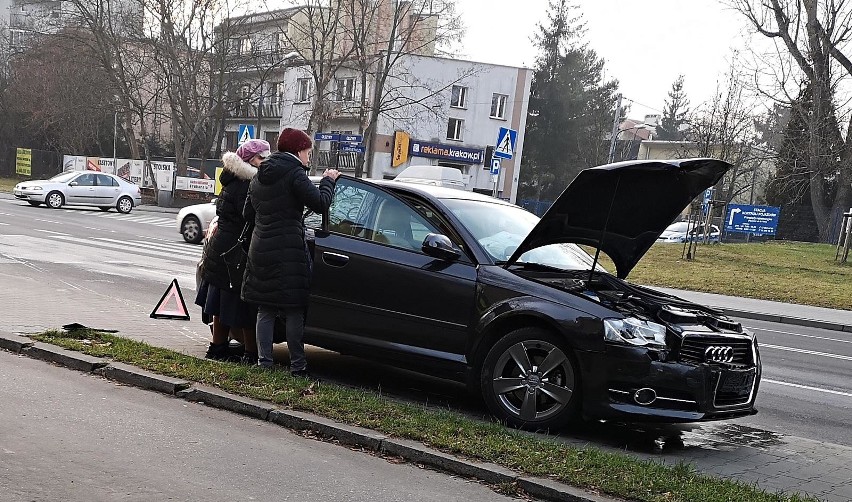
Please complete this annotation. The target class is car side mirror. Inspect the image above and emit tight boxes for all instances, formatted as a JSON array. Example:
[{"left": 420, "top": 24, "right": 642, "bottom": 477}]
[
  {"left": 421, "top": 233, "right": 461, "bottom": 261},
  {"left": 69, "top": 181, "right": 78, "bottom": 186}
]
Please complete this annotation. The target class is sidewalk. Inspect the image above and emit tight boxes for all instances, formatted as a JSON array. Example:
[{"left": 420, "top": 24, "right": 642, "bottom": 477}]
[{"left": 654, "top": 286, "right": 852, "bottom": 332}]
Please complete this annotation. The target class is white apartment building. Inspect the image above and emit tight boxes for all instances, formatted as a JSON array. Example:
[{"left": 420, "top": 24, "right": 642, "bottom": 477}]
[{"left": 277, "top": 54, "right": 533, "bottom": 202}]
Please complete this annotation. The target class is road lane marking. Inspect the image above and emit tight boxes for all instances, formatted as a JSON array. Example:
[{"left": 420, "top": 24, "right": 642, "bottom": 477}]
[
  {"left": 48, "top": 235, "right": 200, "bottom": 261},
  {"left": 760, "top": 343, "right": 852, "bottom": 361},
  {"left": 38, "top": 229, "right": 70, "bottom": 236},
  {"left": 96, "top": 238, "right": 201, "bottom": 258},
  {"left": 34, "top": 218, "right": 61, "bottom": 224},
  {"left": 762, "top": 378, "right": 852, "bottom": 398},
  {"left": 748, "top": 326, "right": 852, "bottom": 344}
]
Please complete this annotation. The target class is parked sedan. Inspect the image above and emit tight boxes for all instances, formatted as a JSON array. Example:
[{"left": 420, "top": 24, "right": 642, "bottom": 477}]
[
  {"left": 657, "top": 222, "right": 721, "bottom": 243},
  {"left": 242, "top": 159, "right": 760, "bottom": 430},
  {"left": 177, "top": 200, "right": 217, "bottom": 244},
  {"left": 13, "top": 171, "right": 142, "bottom": 213}
]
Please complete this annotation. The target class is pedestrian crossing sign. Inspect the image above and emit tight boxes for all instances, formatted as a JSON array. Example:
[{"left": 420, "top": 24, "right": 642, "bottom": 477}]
[
  {"left": 238, "top": 124, "right": 255, "bottom": 145},
  {"left": 150, "top": 278, "right": 190, "bottom": 320},
  {"left": 494, "top": 127, "right": 517, "bottom": 160}
]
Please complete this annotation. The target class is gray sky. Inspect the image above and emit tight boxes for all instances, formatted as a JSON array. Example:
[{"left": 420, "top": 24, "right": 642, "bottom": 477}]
[{"left": 456, "top": 0, "right": 751, "bottom": 120}]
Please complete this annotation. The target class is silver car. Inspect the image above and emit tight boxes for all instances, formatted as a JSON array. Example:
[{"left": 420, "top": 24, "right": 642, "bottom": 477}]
[{"left": 13, "top": 171, "right": 142, "bottom": 213}]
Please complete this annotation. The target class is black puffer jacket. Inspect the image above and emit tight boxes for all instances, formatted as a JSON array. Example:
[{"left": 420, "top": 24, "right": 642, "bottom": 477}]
[
  {"left": 241, "top": 152, "right": 335, "bottom": 309},
  {"left": 200, "top": 152, "right": 256, "bottom": 290}
]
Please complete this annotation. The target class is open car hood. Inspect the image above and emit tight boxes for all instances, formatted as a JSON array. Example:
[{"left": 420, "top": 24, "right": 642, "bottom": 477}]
[{"left": 507, "top": 158, "right": 730, "bottom": 278}]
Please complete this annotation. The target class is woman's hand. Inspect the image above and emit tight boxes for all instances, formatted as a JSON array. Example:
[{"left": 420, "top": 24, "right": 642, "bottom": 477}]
[{"left": 322, "top": 169, "right": 340, "bottom": 181}]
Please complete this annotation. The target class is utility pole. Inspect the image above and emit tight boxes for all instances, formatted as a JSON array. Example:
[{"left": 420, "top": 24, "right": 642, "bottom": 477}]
[{"left": 607, "top": 93, "right": 622, "bottom": 163}]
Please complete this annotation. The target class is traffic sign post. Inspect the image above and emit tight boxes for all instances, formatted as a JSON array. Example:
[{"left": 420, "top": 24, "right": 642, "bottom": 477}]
[
  {"left": 490, "top": 158, "right": 501, "bottom": 196},
  {"left": 494, "top": 127, "right": 517, "bottom": 160},
  {"left": 314, "top": 132, "right": 365, "bottom": 168},
  {"left": 237, "top": 124, "right": 255, "bottom": 145}
]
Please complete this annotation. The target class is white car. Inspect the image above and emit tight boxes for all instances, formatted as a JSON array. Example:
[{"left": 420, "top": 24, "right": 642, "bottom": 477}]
[
  {"left": 177, "top": 200, "right": 217, "bottom": 244},
  {"left": 657, "top": 222, "right": 721, "bottom": 243},
  {"left": 13, "top": 171, "right": 142, "bottom": 213}
]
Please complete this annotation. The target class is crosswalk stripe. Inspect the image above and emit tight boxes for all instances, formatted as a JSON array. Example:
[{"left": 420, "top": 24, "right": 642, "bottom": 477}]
[
  {"left": 97, "top": 237, "right": 202, "bottom": 258},
  {"left": 50, "top": 235, "right": 201, "bottom": 261}
]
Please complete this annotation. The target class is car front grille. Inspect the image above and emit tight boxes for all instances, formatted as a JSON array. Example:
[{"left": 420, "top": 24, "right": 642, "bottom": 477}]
[{"left": 679, "top": 335, "right": 754, "bottom": 366}]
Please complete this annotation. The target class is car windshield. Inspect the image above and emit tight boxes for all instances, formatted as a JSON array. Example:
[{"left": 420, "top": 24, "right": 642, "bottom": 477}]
[
  {"left": 48, "top": 172, "right": 78, "bottom": 182},
  {"left": 441, "top": 198, "right": 603, "bottom": 272},
  {"left": 665, "top": 222, "right": 690, "bottom": 233}
]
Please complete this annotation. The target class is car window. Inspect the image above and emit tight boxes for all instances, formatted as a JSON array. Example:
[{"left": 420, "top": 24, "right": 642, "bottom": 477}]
[
  {"left": 328, "top": 179, "right": 440, "bottom": 252},
  {"left": 74, "top": 173, "right": 96, "bottom": 186},
  {"left": 50, "top": 172, "right": 78, "bottom": 182},
  {"left": 95, "top": 174, "right": 117, "bottom": 187}
]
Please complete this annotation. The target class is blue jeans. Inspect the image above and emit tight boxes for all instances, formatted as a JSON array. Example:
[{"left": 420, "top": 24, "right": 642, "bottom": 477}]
[{"left": 256, "top": 305, "right": 306, "bottom": 371}]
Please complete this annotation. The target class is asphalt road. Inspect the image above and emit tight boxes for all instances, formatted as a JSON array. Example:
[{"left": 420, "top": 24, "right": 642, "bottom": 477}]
[
  {"left": 0, "top": 350, "right": 515, "bottom": 502},
  {"left": 1, "top": 195, "right": 850, "bottom": 454}
]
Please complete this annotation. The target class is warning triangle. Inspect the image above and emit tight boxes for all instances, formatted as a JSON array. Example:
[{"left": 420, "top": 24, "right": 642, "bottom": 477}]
[{"left": 150, "top": 279, "right": 190, "bottom": 320}]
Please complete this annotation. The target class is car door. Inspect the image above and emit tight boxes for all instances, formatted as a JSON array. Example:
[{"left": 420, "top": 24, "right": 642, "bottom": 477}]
[
  {"left": 66, "top": 173, "right": 97, "bottom": 204},
  {"left": 94, "top": 174, "right": 121, "bottom": 206},
  {"left": 305, "top": 178, "right": 478, "bottom": 369}
]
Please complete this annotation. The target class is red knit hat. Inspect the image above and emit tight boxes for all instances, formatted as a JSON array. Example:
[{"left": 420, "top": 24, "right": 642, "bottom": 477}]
[{"left": 277, "top": 128, "right": 312, "bottom": 155}]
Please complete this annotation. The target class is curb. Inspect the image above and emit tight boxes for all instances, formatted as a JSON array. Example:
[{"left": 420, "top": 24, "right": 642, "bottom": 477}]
[
  {"left": 711, "top": 307, "right": 851, "bottom": 333},
  {"left": 0, "top": 332, "right": 618, "bottom": 502}
]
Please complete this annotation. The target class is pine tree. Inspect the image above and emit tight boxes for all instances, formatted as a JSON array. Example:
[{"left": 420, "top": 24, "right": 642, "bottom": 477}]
[
  {"left": 518, "top": 0, "right": 619, "bottom": 202},
  {"left": 656, "top": 75, "right": 690, "bottom": 140}
]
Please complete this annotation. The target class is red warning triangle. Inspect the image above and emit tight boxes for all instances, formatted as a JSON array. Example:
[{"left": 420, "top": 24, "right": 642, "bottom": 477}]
[{"left": 150, "top": 279, "right": 190, "bottom": 320}]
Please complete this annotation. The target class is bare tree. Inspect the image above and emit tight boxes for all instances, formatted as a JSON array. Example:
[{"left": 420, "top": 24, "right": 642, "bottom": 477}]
[{"left": 730, "top": 0, "right": 852, "bottom": 241}]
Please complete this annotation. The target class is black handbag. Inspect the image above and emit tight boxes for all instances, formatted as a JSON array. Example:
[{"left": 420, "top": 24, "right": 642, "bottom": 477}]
[{"left": 220, "top": 221, "right": 252, "bottom": 292}]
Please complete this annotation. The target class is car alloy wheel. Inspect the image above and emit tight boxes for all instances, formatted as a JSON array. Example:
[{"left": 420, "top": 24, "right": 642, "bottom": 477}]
[
  {"left": 117, "top": 196, "right": 133, "bottom": 214},
  {"left": 182, "top": 216, "right": 202, "bottom": 244},
  {"left": 47, "top": 191, "right": 64, "bottom": 209},
  {"left": 481, "top": 328, "right": 580, "bottom": 429}
]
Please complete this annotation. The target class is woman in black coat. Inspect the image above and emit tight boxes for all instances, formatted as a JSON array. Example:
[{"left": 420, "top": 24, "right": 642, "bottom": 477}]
[
  {"left": 242, "top": 128, "right": 339, "bottom": 375},
  {"left": 196, "top": 139, "right": 270, "bottom": 363}
]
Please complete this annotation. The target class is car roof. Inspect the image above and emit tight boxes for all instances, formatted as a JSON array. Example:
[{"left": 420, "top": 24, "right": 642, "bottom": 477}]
[{"left": 369, "top": 179, "right": 516, "bottom": 207}]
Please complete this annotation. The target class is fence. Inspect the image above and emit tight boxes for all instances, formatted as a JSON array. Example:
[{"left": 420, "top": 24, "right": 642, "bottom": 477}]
[{"left": 0, "top": 146, "right": 62, "bottom": 179}]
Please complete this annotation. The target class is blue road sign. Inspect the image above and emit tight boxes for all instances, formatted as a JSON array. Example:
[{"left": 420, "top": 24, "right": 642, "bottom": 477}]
[
  {"left": 238, "top": 124, "right": 255, "bottom": 145},
  {"left": 702, "top": 188, "right": 713, "bottom": 215},
  {"left": 725, "top": 204, "right": 781, "bottom": 235},
  {"left": 340, "top": 134, "right": 363, "bottom": 143},
  {"left": 494, "top": 127, "right": 517, "bottom": 160},
  {"left": 314, "top": 132, "right": 340, "bottom": 142},
  {"left": 490, "top": 158, "right": 501, "bottom": 175},
  {"left": 340, "top": 144, "right": 365, "bottom": 153}
]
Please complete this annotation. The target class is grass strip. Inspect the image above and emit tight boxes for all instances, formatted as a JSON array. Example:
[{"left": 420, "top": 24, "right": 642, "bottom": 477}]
[{"left": 33, "top": 328, "right": 817, "bottom": 502}]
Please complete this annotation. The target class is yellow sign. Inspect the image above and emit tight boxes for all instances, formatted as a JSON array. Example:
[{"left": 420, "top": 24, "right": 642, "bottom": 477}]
[
  {"left": 15, "top": 148, "right": 32, "bottom": 176},
  {"left": 392, "top": 131, "right": 410, "bottom": 168},
  {"left": 214, "top": 167, "right": 224, "bottom": 195}
]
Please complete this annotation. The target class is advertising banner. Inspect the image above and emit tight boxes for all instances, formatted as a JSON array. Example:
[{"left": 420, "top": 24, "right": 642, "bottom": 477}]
[
  {"left": 409, "top": 139, "right": 483, "bottom": 165},
  {"left": 148, "top": 160, "right": 175, "bottom": 191},
  {"left": 86, "top": 157, "right": 101, "bottom": 171},
  {"left": 175, "top": 177, "right": 215, "bottom": 193},
  {"left": 725, "top": 204, "right": 781, "bottom": 236},
  {"left": 392, "top": 131, "right": 410, "bottom": 167},
  {"left": 98, "top": 158, "right": 116, "bottom": 174},
  {"left": 63, "top": 155, "right": 86, "bottom": 172},
  {"left": 15, "top": 148, "right": 32, "bottom": 176}
]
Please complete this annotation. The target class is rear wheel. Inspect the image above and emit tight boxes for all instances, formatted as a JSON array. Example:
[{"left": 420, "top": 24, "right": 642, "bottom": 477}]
[
  {"left": 480, "top": 327, "right": 581, "bottom": 430},
  {"left": 116, "top": 196, "right": 133, "bottom": 214},
  {"left": 46, "top": 191, "right": 64, "bottom": 209},
  {"left": 27, "top": 201, "right": 41, "bottom": 207},
  {"left": 181, "top": 215, "right": 202, "bottom": 244}
]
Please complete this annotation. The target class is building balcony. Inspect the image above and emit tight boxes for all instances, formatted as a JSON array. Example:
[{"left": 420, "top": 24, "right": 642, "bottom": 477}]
[{"left": 227, "top": 102, "right": 283, "bottom": 119}]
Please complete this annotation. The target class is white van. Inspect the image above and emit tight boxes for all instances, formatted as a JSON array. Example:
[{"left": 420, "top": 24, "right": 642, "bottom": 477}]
[{"left": 393, "top": 165, "right": 466, "bottom": 190}]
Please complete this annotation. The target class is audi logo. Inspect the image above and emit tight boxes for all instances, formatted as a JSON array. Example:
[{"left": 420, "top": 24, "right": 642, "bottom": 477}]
[{"left": 704, "top": 346, "right": 734, "bottom": 363}]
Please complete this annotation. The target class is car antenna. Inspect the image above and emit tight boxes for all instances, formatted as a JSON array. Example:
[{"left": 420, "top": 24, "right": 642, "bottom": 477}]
[{"left": 588, "top": 174, "right": 621, "bottom": 284}]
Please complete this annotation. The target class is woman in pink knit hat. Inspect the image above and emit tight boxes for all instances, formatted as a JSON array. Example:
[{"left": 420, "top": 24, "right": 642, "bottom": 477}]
[{"left": 196, "top": 139, "right": 271, "bottom": 363}]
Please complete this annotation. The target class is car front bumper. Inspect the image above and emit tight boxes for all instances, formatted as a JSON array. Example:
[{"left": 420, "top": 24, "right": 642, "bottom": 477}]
[
  {"left": 13, "top": 189, "right": 44, "bottom": 202},
  {"left": 579, "top": 344, "right": 761, "bottom": 422}
]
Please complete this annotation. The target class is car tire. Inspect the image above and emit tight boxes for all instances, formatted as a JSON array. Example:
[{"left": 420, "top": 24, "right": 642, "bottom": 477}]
[
  {"left": 99, "top": 206, "right": 111, "bottom": 212},
  {"left": 46, "top": 191, "right": 64, "bottom": 209},
  {"left": 480, "top": 327, "right": 581, "bottom": 430},
  {"left": 116, "top": 196, "right": 133, "bottom": 214},
  {"left": 27, "top": 201, "right": 41, "bottom": 207},
  {"left": 181, "top": 215, "right": 203, "bottom": 244}
]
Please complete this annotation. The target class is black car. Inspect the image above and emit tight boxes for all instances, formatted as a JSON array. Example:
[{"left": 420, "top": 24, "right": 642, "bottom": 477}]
[{"left": 289, "top": 158, "right": 760, "bottom": 430}]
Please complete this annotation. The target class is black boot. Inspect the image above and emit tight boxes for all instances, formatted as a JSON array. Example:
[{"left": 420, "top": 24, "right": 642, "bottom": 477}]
[{"left": 205, "top": 342, "right": 232, "bottom": 361}]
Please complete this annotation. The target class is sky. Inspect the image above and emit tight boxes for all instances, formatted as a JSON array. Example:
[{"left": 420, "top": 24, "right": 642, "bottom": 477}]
[{"left": 455, "top": 0, "right": 752, "bottom": 121}]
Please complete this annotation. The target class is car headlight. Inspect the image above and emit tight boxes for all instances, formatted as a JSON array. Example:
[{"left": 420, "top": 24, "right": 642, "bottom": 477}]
[{"left": 604, "top": 317, "right": 667, "bottom": 347}]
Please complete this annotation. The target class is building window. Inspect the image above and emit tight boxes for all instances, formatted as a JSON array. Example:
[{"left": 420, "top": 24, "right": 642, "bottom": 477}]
[
  {"left": 272, "top": 32, "right": 282, "bottom": 51},
  {"left": 490, "top": 93, "right": 508, "bottom": 119},
  {"left": 450, "top": 85, "right": 467, "bottom": 109},
  {"left": 274, "top": 82, "right": 286, "bottom": 104},
  {"left": 336, "top": 77, "right": 355, "bottom": 101},
  {"left": 240, "top": 37, "right": 252, "bottom": 54},
  {"left": 296, "top": 78, "right": 311, "bottom": 103},
  {"left": 446, "top": 118, "right": 463, "bottom": 141}
]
